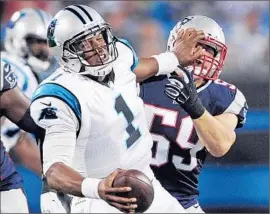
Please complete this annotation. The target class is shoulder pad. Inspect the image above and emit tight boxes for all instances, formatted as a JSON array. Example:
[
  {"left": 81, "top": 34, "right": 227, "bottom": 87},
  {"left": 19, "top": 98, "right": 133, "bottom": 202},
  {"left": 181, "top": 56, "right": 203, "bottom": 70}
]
[
  {"left": 116, "top": 37, "right": 139, "bottom": 71},
  {"left": 208, "top": 79, "right": 248, "bottom": 128}
]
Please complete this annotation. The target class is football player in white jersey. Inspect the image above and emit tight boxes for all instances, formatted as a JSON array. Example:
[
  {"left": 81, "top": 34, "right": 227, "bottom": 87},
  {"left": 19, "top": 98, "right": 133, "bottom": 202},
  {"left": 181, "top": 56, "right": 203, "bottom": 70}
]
[
  {"left": 1, "top": 8, "right": 53, "bottom": 175},
  {"left": 140, "top": 16, "right": 248, "bottom": 213},
  {"left": 30, "top": 4, "right": 207, "bottom": 213}
]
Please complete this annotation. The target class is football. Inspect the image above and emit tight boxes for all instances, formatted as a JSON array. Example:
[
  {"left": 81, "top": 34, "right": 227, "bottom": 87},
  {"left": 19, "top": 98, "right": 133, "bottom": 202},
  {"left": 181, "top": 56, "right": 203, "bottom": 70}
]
[{"left": 112, "top": 169, "right": 154, "bottom": 213}]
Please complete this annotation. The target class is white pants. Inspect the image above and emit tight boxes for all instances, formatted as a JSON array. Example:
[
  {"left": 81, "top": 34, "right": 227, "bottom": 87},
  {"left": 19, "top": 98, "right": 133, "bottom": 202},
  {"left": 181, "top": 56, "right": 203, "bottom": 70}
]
[
  {"left": 0, "top": 188, "right": 29, "bottom": 213},
  {"left": 41, "top": 191, "right": 70, "bottom": 213},
  {"left": 71, "top": 167, "right": 186, "bottom": 213},
  {"left": 185, "top": 203, "right": 205, "bottom": 213}
]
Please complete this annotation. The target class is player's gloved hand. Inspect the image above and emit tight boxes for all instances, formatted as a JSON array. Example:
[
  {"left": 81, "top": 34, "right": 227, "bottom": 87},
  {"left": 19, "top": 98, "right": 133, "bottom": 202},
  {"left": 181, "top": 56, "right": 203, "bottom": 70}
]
[
  {"left": 98, "top": 169, "right": 137, "bottom": 212},
  {"left": 172, "top": 28, "right": 206, "bottom": 66},
  {"left": 164, "top": 65, "right": 205, "bottom": 119}
]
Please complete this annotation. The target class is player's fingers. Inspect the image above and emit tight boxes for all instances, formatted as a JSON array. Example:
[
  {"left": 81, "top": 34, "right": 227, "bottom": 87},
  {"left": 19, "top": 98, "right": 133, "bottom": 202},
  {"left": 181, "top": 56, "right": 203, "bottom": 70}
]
[
  {"left": 164, "top": 84, "right": 180, "bottom": 98},
  {"left": 175, "top": 29, "right": 184, "bottom": 40},
  {"left": 191, "top": 47, "right": 206, "bottom": 61},
  {"left": 106, "top": 194, "right": 137, "bottom": 204},
  {"left": 177, "top": 65, "right": 193, "bottom": 83},
  {"left": 192, "top": 30, "right": 205, "bottom": 42},
  {"left": 106, "top": 186, "right": 132, "bottom": 193},
  {"left": 107, "top": 169, "right": 125, "bottom": 186},
  {"left": 168, "top": 75, "right": 186, "bottom": 86},
  {"left": 109, "top": 202, "right": 137, "bottom": 212},
  {"left": 183, "top": 28, "right": 196, "bottom": 39},
  {"left": 128, "top": 208, "right": 136, "bottom": 214},
  {"left": 192, "top": 46, "right": 201, "bottom": 55}
]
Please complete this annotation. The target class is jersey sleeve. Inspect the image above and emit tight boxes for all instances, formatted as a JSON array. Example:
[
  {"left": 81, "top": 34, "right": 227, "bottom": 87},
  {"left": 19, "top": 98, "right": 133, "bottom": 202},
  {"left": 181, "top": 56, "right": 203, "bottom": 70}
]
[
  {"left": 116, "top": 38, "right": 139, "bottom": 72},
  {"left": 1, "top": 119, "right": 22, "bottom": 152},
  {"left": 223, "top": 88, "right": 248, "bottom": 128},
  {"left": 0, "top": 60, "right": 17, "bottom": 92},
  {"left": 30, "top": 83, "right": 81, "bottom": 173},
  {"left": 209, "top": 81, "right": 248, "bottom": 128}
]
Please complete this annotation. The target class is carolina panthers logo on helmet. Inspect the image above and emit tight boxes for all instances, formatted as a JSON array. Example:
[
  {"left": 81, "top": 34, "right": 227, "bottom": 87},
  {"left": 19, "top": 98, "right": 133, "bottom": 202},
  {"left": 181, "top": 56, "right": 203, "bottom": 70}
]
[{"left": 47, "top": 19, "right": 58, "bottom": 47}]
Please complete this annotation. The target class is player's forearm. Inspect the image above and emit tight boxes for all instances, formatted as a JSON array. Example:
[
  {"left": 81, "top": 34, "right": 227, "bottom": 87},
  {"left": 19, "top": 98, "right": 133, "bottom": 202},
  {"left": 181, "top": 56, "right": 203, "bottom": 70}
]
[
  {"left": 45, "top": 162, "right": 84, "bottom": 197},
  {"left": 135, "top": 53, "right": 179, "bottom": 82},
  {"left": 1, "top": 87, "right": 30, "bottom": 124},
  {"left": 135, "top": 58, "right": 159, "bottom": 82},
  {"left": 13, "top": 132, "right": 42, "bottom": 176},
  {"left": 193, "top": 110, "right": 236, "bottom": 157}
]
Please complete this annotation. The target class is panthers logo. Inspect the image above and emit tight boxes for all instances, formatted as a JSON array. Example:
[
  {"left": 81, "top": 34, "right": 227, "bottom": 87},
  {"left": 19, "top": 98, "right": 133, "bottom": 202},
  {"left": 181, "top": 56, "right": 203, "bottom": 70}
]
[
  {"left": 47, "top": 19, "right": 58, "bottom": 47},
  {"left": 38, "top": 107, "right": 58, "bottom": 121}
]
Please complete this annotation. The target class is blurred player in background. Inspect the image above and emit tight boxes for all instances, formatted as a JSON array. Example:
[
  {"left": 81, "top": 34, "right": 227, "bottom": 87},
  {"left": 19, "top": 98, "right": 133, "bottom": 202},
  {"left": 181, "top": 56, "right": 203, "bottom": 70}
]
[
  {"left": 140, "top": 15, "right": 248, "bottom": 213},
  {"left": 0, "top": 60, "right": 42, "bottom": 213},
  {"left": 30, "top": 4, "right": 207, "bottom": 213},
  {"left": 1, "top": 8, "right": 53, "bottom": 175}
]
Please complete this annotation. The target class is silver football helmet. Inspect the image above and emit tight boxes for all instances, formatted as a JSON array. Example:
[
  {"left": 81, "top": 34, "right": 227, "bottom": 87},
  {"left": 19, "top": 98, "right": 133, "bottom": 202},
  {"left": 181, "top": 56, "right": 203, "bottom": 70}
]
[
  {"left": 47, "top": 4, "right": 118, "bottom": 77},
  {"left": 5, "top": 8, "right": 53, "bottom": 74},
  {"left": 167, "top": 15, "right": 227, "bottom": 80}
]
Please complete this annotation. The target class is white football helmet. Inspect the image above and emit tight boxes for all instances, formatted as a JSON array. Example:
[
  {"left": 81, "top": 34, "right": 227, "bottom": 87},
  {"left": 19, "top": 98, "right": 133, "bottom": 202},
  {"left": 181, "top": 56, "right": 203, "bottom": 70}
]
[
  {"left": 167, "top": 15, "right": 227, "bottom": 80},
  {"left": 5, "top": 8, "right": 53, "bottom": 74},
  {"left": 47, "top": 4, "right": 118, "bottom": 77}
]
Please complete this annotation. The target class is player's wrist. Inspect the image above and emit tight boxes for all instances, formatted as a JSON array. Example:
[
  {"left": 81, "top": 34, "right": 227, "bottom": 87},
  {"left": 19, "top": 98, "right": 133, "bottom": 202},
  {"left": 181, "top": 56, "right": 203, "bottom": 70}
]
[
  {"left": 81, "top": 177, "right": 102, "bottom": 199},
  {"left": 152, "top": 52, "right": 179, "bottom": 76},
  {"left": 183, "top": 97, "right": 205, "bottom": 119}
]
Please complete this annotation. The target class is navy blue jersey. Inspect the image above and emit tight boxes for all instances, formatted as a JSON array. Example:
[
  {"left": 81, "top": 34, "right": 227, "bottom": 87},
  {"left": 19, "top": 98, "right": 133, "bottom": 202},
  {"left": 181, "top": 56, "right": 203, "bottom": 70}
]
[
  {"left": 140, "top": 75, "right": 247, "bottom": 208},
  {"left": 0, "top": 140, "right": 23, "bottom": 191},
  {"left": 0, "top": 60, "right": 23, "bottom": 191}
]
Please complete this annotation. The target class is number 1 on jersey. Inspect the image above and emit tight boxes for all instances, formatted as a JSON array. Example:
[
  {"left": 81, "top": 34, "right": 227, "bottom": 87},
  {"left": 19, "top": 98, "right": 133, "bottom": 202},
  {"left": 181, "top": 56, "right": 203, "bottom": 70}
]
[{"left": 115, "top": 95, "right": 141, "bottom": 148}]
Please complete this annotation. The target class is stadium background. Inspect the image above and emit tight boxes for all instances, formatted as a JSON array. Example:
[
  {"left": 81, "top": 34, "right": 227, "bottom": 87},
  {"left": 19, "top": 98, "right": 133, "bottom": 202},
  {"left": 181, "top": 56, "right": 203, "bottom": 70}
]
[{"left": 0, "top": 0, "right": 269, "bottom": 213}]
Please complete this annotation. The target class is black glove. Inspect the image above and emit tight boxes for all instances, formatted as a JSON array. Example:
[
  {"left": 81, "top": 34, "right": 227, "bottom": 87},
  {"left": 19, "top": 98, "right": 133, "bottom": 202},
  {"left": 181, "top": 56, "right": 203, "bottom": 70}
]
[{"left": 164, "top": 65, "right": 205, "bottom": 119}]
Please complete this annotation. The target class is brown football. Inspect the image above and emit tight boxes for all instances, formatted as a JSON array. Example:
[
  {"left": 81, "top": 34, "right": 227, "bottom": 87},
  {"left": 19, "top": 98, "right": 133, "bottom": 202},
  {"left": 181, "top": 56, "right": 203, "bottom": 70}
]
[{"left": 112, "top": 169, "right": 154, "bottom": 213}]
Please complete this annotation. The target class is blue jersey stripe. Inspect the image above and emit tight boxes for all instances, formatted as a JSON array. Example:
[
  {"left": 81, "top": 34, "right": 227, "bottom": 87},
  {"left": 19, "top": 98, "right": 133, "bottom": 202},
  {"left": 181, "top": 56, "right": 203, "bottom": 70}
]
[
  {"left": 1, "top": 58, "right": 28, "bottom": 92},
  {"left": 32, "top": 83, "right": 82, "bottom": 122},
  {"left": 117, "top": 38, "right": 139, "bottom": 71}
]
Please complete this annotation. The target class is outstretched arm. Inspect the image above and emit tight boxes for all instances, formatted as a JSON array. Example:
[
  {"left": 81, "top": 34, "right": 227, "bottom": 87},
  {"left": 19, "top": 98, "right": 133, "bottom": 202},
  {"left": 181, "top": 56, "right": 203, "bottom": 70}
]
[{"left": 134, "top": 29, "right": 206, "bottom": 82}]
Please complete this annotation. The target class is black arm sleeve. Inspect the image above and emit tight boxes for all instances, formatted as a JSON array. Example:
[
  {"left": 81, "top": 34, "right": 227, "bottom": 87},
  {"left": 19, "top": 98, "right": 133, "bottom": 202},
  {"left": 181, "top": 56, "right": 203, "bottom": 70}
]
[{"left": 17, "top": 108, "right": 41, "bottom": 134}]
